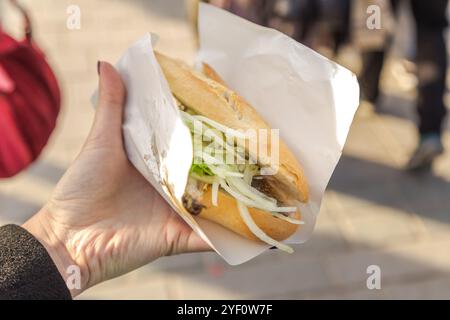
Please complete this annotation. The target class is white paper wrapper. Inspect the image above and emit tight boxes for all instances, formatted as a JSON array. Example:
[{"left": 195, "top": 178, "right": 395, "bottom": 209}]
[{"left": 113, "top": 4, "right": 359, "bottom": 265}]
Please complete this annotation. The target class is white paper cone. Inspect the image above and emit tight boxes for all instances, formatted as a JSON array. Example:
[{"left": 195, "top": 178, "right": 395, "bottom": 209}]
[{"left": 112, "top": 4, "right": 359, "bottom": 265}]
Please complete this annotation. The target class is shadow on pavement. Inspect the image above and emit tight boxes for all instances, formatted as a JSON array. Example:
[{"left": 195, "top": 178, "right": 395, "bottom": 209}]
[
  {"left": 376, "top": 92, "right": 449, "bottom": 131},
  {"left": 0, "top": 160, "right": 66, "bottom": 223},
  {"left": 377, "top": 93, "right": 416, "bottom": 122},
  {"left": 329, "top": 154, "right": 450, "bottom": 224},
  {"left": 0, "top": 193, "right": 40, "bottom": 224},
  {"left": 113, "top": 231, "right": 450, "bottom": 299},
  {"left": 27, "top": 160, "right": 66, "bottom": 185}
]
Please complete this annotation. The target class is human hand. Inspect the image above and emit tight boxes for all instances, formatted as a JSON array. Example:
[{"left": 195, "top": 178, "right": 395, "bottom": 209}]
[{"left": 23, "top": 62, "right": 210, "bottom": 297}]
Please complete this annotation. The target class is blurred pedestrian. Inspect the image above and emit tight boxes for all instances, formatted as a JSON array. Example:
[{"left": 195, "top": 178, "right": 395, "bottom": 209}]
[
  {"left": 215, "top": 0, "right": 270, "bottom": 25},
  {"left": 205, "top": 0, "right": 351, "bottom": 58},
  {"left": 359, "top": 0, "right": 448, "bottom": 171}
]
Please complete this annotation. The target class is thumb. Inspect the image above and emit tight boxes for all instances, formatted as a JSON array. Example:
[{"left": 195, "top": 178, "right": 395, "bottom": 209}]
[{"left": 89, "top": 61, "right": 126, "bottom": 145}]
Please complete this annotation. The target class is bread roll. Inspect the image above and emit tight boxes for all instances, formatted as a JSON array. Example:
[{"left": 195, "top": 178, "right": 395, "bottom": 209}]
[{"left": 155, "top": 51, "right": 308, "bottom": 242}]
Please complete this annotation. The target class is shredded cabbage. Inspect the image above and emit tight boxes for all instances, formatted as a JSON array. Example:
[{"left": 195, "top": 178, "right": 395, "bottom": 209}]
[
  {"left": 209, "top": 166, "right": 244, "bottom": 179},
  {"left": 195, "top": 151, "right": 222, "bottom": 165},
  {"left": 219, "top": 179, "right": 297, "bottom": 213},
  {"left": 270, "top": 212, "right": 304, "bottom": 225},
  {"left": 181, "top": 108, "right": 303, "bottom": 251},
  {"left": 243, "top": 165, "right": 258, "bottom": 184},
  {"left": 187, "top": 114, "right": 246, "bottom": 164},
  {"left": 227, "top": 176, "right": 277, "bottom": 206}
]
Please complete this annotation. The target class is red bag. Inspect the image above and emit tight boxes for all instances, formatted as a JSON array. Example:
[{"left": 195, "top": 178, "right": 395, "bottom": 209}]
[{"left": 0, "top": 0, "right": 61, "bottom": 178}]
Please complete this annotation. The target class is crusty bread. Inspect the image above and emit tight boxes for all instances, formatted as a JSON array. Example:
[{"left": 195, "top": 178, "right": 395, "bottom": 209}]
[
  {"left": 155, "top": 52, "right": 309, "bottom": 203},
  {"left": 202, "top": 62, "right": 227, "bottom": 86},
  {"left": 200, "top": 186, "right": 300, "bottom": 241},
  {"left": 155, "top": 51, "right": 307, "bottom": 243}
]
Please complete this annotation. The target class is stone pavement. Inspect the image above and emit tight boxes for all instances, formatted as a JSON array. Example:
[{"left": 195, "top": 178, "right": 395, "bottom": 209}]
[{"left": 2, "top": 0, "right": 450, "bottom": 299}]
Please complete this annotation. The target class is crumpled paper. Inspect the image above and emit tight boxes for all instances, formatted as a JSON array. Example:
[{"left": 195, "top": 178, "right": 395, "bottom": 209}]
[{"left": 113, "top": 3, "right": 359, "bottom": 265}]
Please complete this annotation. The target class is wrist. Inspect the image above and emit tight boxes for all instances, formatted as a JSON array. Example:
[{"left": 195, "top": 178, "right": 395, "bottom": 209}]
[{"left": 22, "top": 206, "right": 89, "bottom": 297}]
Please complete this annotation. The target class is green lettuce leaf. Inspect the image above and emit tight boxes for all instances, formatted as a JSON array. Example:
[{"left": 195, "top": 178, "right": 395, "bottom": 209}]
[{"left": 190, "top": 164, "right": 214, "bottom": 176}]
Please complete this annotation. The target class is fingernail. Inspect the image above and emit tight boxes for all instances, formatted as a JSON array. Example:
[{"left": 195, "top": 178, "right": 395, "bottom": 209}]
[{"left": 97, "top": 61, "right": 102, "bottom": 75}]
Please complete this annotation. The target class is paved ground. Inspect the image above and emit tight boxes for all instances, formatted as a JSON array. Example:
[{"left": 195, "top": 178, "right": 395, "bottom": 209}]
[{"left": 2, "top": 0, "right": 450, "bottom": 299}]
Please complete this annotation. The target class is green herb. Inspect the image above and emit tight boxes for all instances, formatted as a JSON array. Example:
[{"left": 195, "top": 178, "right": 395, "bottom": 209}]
[{"left": 190, "top": 164, "right": 214, "bottom": 176}]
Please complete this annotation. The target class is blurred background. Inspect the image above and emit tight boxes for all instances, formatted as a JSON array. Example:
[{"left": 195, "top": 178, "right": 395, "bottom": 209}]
[{"left": 2, "top": 0, "right": 450, "bottom": 299}]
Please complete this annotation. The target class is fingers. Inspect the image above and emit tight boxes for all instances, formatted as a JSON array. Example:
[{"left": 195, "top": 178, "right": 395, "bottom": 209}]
[{"left": 89, "top": 61, "right": 126, "bottom": 146}]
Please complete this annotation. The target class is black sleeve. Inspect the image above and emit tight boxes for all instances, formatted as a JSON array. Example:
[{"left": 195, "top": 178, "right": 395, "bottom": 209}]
[{"left": 0, "top": 224, "right": 72, "bottom": 300}]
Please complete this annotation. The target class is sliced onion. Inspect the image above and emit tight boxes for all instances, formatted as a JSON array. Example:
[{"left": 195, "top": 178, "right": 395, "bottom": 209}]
[
  {"left": 226, "top": 177, "right": 276, "bottom": 207},
  {"left": 210, "top": 166, "right": 228, "bottom": 179},
  {"left": 219, "top": 179, "right": 260, "bottom": 207},
  {"left": 186, "top": 123, "right": 203, "bottom": 137},
  {"left": 192, "top": 142, "right": 204, "bottom": 153},
  {"left": 179, "top": 110, "right": 196, "bottom": 123},
  {"left": 270, "top": 212, "right": 304, "bottom": 225},
  {"left": 243, "top": 166, "right": 257, "bottom": 184},
  {"left": 194, "top": 151, "right": 222, "bottom": 165},
  {"left": 182, "top": 110, "right": 246, "bottom": 164},
  {"left": 209, "top": 166, "right": 244, "bottom": 178},
  {"left": 237, "top": 201, "right": 294, "bottom": 253},
  {"left": 225, "top": 177, "right": 276, "bottom": 207},
  {"left": 267, "top": 206, "right": 298, "bottom": 213},
  {"left": 224, "top": 171, "right": 244, "bottom": 177},
  {"left": 204, "top": 128, "right": 246, "bottom": 163},
  {"left": 219, "top": 179, "right": 296, "bottom": 213},
  {"left": 183, "top": 110, "right": 301, "bottom": 233},
  {"left": 211, "top": 182, "right": 219, "bottom": 206}
]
